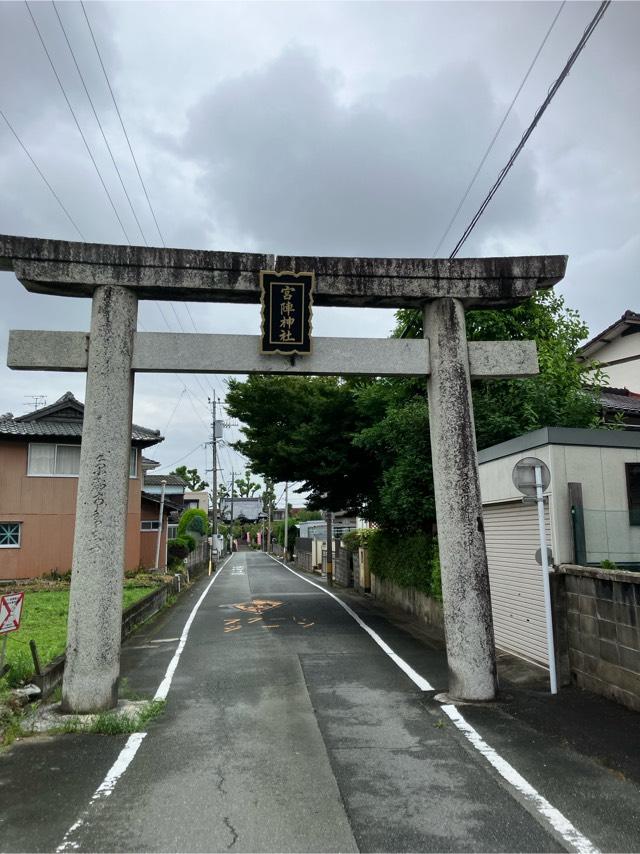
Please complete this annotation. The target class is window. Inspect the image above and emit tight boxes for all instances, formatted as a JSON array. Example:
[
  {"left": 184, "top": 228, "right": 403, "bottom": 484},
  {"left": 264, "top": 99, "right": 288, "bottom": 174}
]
[
  {"left": 626, "top": 463, "right": 640, "bottom": 526},
  {"left": 0, "top": 522, "right": 21, "bottom": 548},
  {"left": 28, "top": 444, "right": 138, "bottom": 477},
  {"left": 141, "top": 520, "right": 160, "bottom": 532}
]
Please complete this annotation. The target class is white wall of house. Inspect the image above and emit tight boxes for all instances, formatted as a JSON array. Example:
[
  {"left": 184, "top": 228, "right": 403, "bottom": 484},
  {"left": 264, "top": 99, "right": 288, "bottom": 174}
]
[
  {"left": 184, "top": 490, "right": 209, "bottom": 512},
  {"left": 478, "top": 428, "right": 640, "bottom": 666},
  {"left": 582, "top": 332, "right": 640, "bottom": 390}
]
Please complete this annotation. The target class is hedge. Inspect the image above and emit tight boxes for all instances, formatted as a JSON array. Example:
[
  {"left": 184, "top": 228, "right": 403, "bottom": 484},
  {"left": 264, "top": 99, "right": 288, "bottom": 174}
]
[
  {"left": 178, "top": 508, "right": 208, "bottom": 537},
  {"left": 367, "top": 529, "right": 441, "bottom": 600}
]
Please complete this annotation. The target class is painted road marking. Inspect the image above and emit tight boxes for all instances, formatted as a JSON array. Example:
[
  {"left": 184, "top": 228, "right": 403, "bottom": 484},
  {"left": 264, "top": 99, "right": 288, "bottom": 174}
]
[
  {"left": 57, "top": 555, "right": 233, "bottom": 852},
  {"left": 442, "top": 705, "right": 599, "bottom": 854},
  {"left": 231, "top": 598, "right": 282, "bottom": 614},
  {"left": 269, "top": 555, "right": 599, "bottom": 854},
  {"left": 268, "top": 555, "right": 433, "bottom": 691}
]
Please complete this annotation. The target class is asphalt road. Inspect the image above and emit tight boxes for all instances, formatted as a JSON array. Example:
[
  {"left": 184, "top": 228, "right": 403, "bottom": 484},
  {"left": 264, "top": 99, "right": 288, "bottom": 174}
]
[{"left": 1, "top": 551, "right": 639, "bottom": 853}]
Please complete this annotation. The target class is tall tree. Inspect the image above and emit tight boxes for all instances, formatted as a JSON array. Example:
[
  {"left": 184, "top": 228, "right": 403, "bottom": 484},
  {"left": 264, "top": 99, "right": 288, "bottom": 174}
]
[
  {"left": 170, "top": 465, "right": 209, "bottom": 491},
  {"left": 235, "top": 469, "right": 261, "bottom": 497},
  {"left": 226, "top": 292, "right": 601, "bottom": 532}
]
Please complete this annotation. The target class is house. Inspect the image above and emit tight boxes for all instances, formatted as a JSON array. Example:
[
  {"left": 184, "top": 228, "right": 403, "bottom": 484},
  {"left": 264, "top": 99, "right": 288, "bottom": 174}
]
[
  {"left": 183, "top": 490, "right": 209, "bottom": 512},
  {"left": 220, "top": 496, "right": 264, "bottom": 523},
  {"left": 142, "top": 473, "right": 188, "bottom": 505},
  {"left": 577, "top": 310, "right": 640, "bottom": 427},
  {"left": 0, "top": 392, "right": 168, "bottom": 580},
  {"left": 478, "top": 427, "right": 640, "bottom": 668}
]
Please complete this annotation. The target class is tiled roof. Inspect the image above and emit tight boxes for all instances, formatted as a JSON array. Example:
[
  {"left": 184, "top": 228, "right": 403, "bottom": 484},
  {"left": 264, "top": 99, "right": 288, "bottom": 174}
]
[
  {"left": 601, "top": 387, "right": 640, "bottom": 414},
  {"left": 0, "top": 391, "right": 162, "bottom": 446},
  {"left": 144, "top": 474, "right": 187, "bottom": 487}
]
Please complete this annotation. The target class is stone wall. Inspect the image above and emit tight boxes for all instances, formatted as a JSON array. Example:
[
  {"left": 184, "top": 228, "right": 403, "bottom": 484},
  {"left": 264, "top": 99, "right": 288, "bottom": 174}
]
[
  {"left": 334, "top": 542, "right": 352, "bottom": 587},
  {"left": 559, "top": 564, "right": 640, "bottom": 712},
  {"left": 370, "top": 571, "right": 444, "bottom": 636}
]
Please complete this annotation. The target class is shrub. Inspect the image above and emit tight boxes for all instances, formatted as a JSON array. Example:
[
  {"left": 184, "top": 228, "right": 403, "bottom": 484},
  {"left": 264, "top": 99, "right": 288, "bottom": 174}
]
[
  {"left": 167, "top": 538, "right": 189, "bottom": 563},
  {"left": 341, "top": 528, "right": 375, "bottom": 553},
  {"left": 178, "top": 508, "right": 208, "bottom": 538},
  {"left": 368, "top": 529, "right": 441, "bottom": 600},
  {"left": 181, "top": 533, "right": 197, "bottom": 553}
]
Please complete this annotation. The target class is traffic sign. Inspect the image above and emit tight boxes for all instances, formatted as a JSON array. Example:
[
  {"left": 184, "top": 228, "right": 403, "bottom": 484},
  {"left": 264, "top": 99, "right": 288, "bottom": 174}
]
[
  {"left": 512, "top": 456, "right": 550, "bottom": 498},
  {"left": 0, "top": 592, "right": 24, "bottom": 635}
]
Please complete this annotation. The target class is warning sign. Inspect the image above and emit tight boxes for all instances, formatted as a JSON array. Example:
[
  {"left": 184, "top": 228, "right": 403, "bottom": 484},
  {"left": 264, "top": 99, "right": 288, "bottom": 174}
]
[{"left": 0, "top": 592, "right": 24, "bottom": 635}]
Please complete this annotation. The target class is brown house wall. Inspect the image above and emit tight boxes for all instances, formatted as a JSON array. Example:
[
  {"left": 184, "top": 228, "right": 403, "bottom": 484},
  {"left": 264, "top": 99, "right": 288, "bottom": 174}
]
[
  {"left": 139, "top": 501, "right": 168, "bottom": 570},
  {"left": 0, "top": 441, "right": 142, "bottom": 580}
]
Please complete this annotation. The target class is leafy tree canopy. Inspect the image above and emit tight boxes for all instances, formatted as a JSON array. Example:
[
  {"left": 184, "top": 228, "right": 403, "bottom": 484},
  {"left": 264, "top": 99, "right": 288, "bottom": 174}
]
[
  {"left": 235, "top": 469, "right": 261, "bottom": 497},
  {"left": 170, "top": 465, "right": 209, "bottom": 491},
  {"left": 226, "top": 292, "right": 601, "bottom": 532}
]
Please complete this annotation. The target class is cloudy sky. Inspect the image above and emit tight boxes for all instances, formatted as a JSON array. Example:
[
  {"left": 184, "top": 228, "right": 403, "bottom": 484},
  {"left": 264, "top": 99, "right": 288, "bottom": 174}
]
[{"left": 0, "top": 0, "right": 638, "bottom": 502}]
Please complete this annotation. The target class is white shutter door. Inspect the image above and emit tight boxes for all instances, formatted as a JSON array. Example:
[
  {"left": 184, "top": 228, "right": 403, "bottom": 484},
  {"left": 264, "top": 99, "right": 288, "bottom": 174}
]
[{"left": 482, "top": 500, "right": 551, "bottom": 667}]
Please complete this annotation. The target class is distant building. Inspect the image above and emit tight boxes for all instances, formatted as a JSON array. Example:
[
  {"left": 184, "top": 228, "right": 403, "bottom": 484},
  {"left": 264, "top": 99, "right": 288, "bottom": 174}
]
[{"left": 220, "top": 496, "right": 263, "bottom": 523}]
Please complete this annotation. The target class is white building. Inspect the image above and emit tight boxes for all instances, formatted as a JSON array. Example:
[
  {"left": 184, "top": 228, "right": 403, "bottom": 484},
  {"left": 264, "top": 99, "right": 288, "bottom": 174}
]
[{"left": 479, "top": 427, "right": 640, "bottom": 667}]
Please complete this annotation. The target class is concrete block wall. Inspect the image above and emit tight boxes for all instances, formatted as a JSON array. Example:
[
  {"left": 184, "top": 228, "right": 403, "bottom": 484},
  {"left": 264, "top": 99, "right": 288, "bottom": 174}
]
[
  {"left": 334, "top": 542, "right": 353, "bottom": 587},
  {"left": 560, "top": 564, "right": 640, "bottom": 712}
]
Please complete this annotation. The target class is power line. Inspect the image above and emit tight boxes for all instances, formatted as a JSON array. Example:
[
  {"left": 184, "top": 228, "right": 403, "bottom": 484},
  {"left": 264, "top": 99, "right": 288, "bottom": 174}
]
[
  {"left": 24, "top": 0, "right": 131, "bottom": 242},
  {"left": 51, "top": 0, "right": 148, "bottom": 245},
  {"left": 433, "top": 1, "right": 565, "bottom": 256},
  {"left": 155, "top": 443, "right": 205, "bottom": 472},
  {"left": 0, "top": 108, "right": 86, "bottom": 240},
  {"left": 79, "top": 0, "right": 166, "bottom": 246},
  {"left": 449, "top": 0, "right": 611, "bottom": 259},
  {"left": 79, "top": 1, "right": 221, "bottom": 403}
]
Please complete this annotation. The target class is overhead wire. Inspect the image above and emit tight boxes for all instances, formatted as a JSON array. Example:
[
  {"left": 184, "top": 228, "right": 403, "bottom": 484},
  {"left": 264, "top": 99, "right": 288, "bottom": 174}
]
[
  {"left": 432, "top": 0, "right": 566, "bottom": 256},
  {"left": 24, "top": 0, "right": 131, "bottom": 242},
  {"left": 449, "top": 0, "right": 611, "bottom": 259},
  {"left": 79, "top": 0, "right": 224, "bottom": 403},
  {"left": 51, "top": 0, "right": 148, "bottom": 244},
  {"left": 0, "top": 108, "right": 86, "bottom": 240}
]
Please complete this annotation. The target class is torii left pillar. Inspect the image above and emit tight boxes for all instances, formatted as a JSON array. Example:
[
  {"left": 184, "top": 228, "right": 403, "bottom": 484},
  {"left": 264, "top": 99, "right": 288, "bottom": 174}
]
[{"left": 61, "top": 286, "right": 137, "bottom": 712}]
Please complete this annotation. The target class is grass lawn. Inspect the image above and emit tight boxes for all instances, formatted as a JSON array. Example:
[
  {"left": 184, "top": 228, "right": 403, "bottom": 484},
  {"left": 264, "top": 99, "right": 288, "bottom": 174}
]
[{"left": 1, "top": 585, "right": 156, "bottom": 687}]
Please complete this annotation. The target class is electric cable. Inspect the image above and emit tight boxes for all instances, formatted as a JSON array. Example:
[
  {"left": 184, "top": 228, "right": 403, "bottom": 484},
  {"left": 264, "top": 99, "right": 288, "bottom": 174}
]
[
  {"left": 449, "top": 0, "right": 611, "bottom": 259},
  {"left": 24, "top": 0, "right": 131, "bottom": 242},
  {"left": 432, "top": 1, "right": 565, "bottom": 256},
  {"left": 52, "top": 0, "right": 149, "bottom": 244},
  {"left": 0, "top": 108, "right": 86, "bottom": 240}
]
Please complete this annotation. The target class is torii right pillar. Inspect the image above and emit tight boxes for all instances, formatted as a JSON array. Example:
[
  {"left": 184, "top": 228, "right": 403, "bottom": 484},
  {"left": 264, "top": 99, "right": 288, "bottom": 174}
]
[{"left": 425, "top": 297, "right": 497, "bottom": 701}]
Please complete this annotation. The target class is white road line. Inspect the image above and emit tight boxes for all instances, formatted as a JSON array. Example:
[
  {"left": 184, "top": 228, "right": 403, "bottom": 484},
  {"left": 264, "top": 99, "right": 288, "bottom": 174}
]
[
  {"left": 267, "top": 555, "right": 433, "bottom": 691},
  {"left": 155, "top": 555, "right": 231, "bottom": 700},
  {"left": 269, "top": 555, "right": 599, "bottom": 854},
  {"left": 442, "top": 705, "right": 600, "bottom": 854},
  {"left": 56, "top": 556, "right": 232, "bottom": 852}
]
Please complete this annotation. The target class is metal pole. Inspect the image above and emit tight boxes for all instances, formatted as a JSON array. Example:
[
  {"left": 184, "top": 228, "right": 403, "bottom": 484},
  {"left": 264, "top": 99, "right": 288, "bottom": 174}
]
[
  {"left": 267, "top": 498, "right": 272, "bottom": 554},
  {"left": 536, "top": 465, "right": 557, "bottom": 694},
  {"left": 154, "top": 479, "right": 166, "bottom": 570},
  {"left": 0, "top": 635, "right": 7, "bottom": 673},
  {"left": 326, "top": 510, "right": 333, "bottom": 586},
  {"left": 229, "top": 470, "right": 235, "bottom": 553},
  {"left": 283, "top": 481, "right": 289, "bottom": 560},
  {"left": 210, "top": 396, "right": 218, "bottom": 540}
]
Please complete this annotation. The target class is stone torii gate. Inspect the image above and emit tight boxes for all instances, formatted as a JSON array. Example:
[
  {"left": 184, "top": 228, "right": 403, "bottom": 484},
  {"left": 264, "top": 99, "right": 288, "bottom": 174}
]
[{"left": 0, "top": 235, "right": 566, "bottom": 713}]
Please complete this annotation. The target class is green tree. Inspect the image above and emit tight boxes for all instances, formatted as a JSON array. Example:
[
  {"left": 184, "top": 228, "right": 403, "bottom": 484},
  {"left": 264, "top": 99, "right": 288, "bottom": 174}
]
[
  {"left": 170, "top": 465, "right": 209, "bottom": 491},
  {"left": 235, "top": 469, "right": 261, "bottom": 497},
  {"left": 226, "top": 292, "right": 601, "bottom": 533}
]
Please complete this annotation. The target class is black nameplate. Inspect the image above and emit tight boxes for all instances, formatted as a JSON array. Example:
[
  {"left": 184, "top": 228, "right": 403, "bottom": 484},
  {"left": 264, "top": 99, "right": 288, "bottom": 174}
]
[{"left": 260, "top": 271, "right": 314, "bottom": 355}]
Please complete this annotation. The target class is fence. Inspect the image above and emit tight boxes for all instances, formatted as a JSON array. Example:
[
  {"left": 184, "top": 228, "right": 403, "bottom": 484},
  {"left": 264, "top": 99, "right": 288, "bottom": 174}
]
[{"left": 185, "top": 539, "right": 209, "bottom": 577}]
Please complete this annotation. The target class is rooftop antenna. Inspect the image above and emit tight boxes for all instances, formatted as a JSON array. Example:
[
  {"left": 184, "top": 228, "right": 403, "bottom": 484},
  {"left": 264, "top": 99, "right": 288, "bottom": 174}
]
[{"left": 24, "top": 394, "right": 47, "bottom": 410}]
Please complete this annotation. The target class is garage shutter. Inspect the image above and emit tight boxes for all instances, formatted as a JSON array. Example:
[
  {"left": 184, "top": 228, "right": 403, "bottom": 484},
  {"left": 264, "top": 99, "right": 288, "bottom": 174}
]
[{"left": 482, "top": 500, "right": 551, "bottom": 667}]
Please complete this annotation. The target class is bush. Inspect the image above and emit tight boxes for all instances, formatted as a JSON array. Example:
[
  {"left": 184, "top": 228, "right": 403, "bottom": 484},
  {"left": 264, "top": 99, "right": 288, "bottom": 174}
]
[
  {"left": 167, "top": 538, "right": 189, "bottom": 563},
  {"left": 341, "top": 528, "right": 375, "bottom": 553},
  {"left": 181, "top": 533, "right": 197, "bottom": 553},
  {"left": 178, "top": 508, "right": 208, "bottom": 538},
  {"left": 368, "top": 529, "right": 441, "bottom": 600}
]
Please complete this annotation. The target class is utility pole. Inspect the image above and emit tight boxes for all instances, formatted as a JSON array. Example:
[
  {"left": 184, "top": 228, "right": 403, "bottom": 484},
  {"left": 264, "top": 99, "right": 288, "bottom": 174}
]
[
  {"left": 208, "top": 395, "right": 219, "bottom": 542},
  {"left": 267, "top": 496, "right": 272, "bottom": 554},
  {"left": 283, "top": 481, "right": 289, "bottom": 560},
  {"left": 229, "top": 470, "right": 235, "bottom": 553},
  {"left": 326, "top": 509, "right": 333, "bottom": 586}
]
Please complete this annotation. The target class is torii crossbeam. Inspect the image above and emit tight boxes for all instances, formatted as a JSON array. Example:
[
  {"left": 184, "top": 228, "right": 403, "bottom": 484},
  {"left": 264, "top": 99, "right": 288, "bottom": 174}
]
[{"left": 1, "top": 235, "right": 566, "bottom": 712}]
